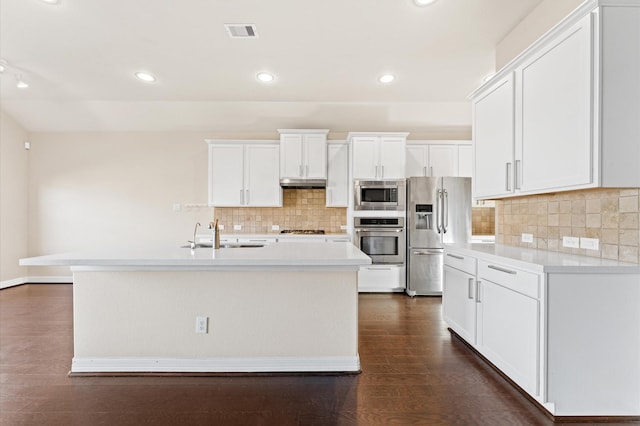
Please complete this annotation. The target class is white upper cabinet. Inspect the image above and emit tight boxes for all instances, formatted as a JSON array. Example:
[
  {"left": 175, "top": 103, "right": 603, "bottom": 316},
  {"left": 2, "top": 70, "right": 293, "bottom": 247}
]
[
  {"left": 472, "top": 75, "right": 516, "bottom": 199},
  {"left": 349, "top": 133, "right": 408, "bottom": 180},
  {"left": 406, "top": 141, "right": 471, "bottom": 178},
  {"left": 457, "top": 145, "right": 473, "bottom": 178},
  {"left": 517, "top": 13, "right": 593, "bottom": 193},
  {"left": 326, "top": 141, "right": 349, "bottom": 207},
  {"left": 278, "top": 129, "right": 328, "bottom": 181},
  {"left": 470, "top": 1, "right": 640, "bottom": 199},
  {"left": 207, "top": 141, "right": 282, "bottom": 207}
]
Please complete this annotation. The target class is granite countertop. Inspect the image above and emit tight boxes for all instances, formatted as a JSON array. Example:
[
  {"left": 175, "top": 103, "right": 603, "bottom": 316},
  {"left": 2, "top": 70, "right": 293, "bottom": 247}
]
[
  {"left": 445, "top": 243, "right": 640, "bottom": 274},
  {"left": 19, "top": 242, "right": 371, "bottom": 270}
]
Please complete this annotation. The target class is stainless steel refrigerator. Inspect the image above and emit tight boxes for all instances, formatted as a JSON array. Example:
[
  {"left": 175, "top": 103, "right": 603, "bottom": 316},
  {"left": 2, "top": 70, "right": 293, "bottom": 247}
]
[{"left": 406, "top": 177, "right": 471, "bottom": 296}]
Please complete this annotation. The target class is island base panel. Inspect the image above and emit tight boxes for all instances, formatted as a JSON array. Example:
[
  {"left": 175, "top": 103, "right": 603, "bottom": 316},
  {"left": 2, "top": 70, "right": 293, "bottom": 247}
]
[{"left": 72, "top": 270, "right": 359, "bottom": 373}]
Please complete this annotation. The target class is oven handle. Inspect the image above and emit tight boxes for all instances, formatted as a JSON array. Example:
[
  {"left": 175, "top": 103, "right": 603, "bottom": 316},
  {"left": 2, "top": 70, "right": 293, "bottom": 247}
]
[{"left": 436, "top": 189, "right": 443, "bottom": 233}]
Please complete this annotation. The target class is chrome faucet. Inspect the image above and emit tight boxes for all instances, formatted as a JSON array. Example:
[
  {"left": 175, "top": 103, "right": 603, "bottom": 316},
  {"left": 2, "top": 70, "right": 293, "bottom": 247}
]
[{"left": 189, "top": 222, "right": 201, "bottom": 249}]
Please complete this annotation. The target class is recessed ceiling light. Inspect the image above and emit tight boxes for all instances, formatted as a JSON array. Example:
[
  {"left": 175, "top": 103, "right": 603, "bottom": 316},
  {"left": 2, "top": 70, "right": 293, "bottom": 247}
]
[
  {"left": 256, "top": 72, "right": 275, "bottom": 83},
  {"left": 40, "top": 0, "right": 61, "bottom": 4},
  {"left": 378, "top": 74, "right": 395, "bottom": 84},
  {"left": 414, "top": 0, "right": 437, "bottom": 6},
  {"left": 135, "top": 72, "right": 156, "bottom": 83},
  {"left": 16, "top": 76, "right": 29, "bottom": 89}
]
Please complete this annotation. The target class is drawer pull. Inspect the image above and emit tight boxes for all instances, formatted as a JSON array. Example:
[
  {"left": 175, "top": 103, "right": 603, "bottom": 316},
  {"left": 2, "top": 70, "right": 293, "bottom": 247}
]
[
  {"left": 446, "top": 253, "right": 464, "bottom": 260},
  {"left": 467, "top": 278, "right": 474, "bottom": 300},
  {"left": 488, "top": 265, "right": 517, "bottom": 275}
]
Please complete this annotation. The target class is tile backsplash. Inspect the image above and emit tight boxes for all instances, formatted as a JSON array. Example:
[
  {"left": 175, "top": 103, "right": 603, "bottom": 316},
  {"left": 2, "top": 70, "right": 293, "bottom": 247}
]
[
  {"left": 214, "top": 189, "right": 347, "bottom": 234},
  {"left": 496, "top": 188, "right": 640, "bottom": 263},
  {"left": 472, "top": 207, "right": 495, "bottom": 235}
]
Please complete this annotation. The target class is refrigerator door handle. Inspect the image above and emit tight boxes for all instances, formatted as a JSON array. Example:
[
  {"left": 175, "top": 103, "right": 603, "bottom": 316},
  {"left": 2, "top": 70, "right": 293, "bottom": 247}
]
[
  {"left": 442, "top": 189, "right": 449, "bottom": 234},
  {"left": 436, "top": 189, "right": 443, "bottom": 233}
]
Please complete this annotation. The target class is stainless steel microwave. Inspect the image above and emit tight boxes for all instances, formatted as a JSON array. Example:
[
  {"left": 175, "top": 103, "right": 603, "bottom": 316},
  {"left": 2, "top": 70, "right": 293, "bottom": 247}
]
[{"left": 354, "top": 179, "right": 406, "bottom": 211}]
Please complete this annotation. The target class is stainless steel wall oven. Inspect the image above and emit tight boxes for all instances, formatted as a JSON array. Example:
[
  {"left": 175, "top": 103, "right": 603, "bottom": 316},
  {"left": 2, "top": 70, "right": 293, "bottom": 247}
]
[{"left": 354, "top": 217, "right": 405, "bottom": 264}]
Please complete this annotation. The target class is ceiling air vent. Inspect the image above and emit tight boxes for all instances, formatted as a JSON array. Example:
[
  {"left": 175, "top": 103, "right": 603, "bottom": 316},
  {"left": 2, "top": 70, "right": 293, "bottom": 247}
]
[{"left": 224, "top": 24, "right": 258, "bottom": 38}]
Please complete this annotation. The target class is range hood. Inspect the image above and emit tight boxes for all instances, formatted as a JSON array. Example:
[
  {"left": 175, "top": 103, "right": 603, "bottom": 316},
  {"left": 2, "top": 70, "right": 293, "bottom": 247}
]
[{"left": 280, "top": 178, "right": 326, "bottom": 189}]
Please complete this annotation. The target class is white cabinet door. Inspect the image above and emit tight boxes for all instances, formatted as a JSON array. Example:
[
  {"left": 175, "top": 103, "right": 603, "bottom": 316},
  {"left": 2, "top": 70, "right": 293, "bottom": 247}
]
[
  {"left": 518, "top": 14, "right": 593, "bottom": 193},
  {"left": 279, "top": 131, "right": 327, "bottom": 180},
  {"left": 304, "top": 133, "right": 327, "bottom": 179},
  {"left": 379, "top": 137, "right": 406, "bottom": 179},
  {"left": 473, "top": 75, "right": 515, "bottom": 198},
  {"left": 429, "top": 145, "right": 458, "bottom": 177},
  {"left": 245, "top": 144, "right": 282, "bottom": 206},
  {"left": 477, "top": 279, "right": 539, "bottom": 396},
  {"left": 280, "top": 134, "right": 303, "bottom": 179},
  {"left": 352, "top": 137, "right": 379, "bottom": 179},
  {"left": 443, "top": 265, "right": 477, "bottom": 345},
  {"left": 326, "top": 142, "right": 348, "bottom": 207},
  {"left": 406, "top": 145, "right": 427, "bottom": 177},
  {"left": 458, "top": 145, "right": 473, "bottom": 177},
  {"left": 209, "top": 144, "right": 244, "bottom": 206}
]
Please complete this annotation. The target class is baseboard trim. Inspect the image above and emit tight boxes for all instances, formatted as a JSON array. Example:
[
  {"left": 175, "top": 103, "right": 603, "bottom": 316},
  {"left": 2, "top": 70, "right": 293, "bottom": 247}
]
[
  {"left": 70, "top": 356, "right": 361, "bottom": 374},
  {"left": 1, "top": 276, "right": 73, "bottom": 289}
]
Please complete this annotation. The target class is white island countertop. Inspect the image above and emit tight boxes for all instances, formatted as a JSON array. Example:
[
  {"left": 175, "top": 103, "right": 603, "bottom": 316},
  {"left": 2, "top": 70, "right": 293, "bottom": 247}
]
[
  {"left": 20, "top": 242, "right": 371, "bottom": 271},
  {"left": 445, "top": 243, "right": 640, "bottom": 274}
]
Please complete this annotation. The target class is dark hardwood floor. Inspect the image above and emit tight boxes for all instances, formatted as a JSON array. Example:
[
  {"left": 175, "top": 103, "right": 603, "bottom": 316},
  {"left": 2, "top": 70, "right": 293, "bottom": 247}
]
[{"left": 1, "top": 284, "right": 635, "bottom": 425}]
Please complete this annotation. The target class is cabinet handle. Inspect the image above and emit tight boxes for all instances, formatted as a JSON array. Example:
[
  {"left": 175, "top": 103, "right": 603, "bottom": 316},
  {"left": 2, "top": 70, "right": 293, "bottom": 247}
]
[
  {"left": 515, "top": 160, "right": 521, "bottom": 190},
  {"left": 446, "top": 253, "right": 464, "bottom": 260},
  {"left": 246, "top": 189, "right": 250, "bottom": 205},
  {"left": 487, "top": 265, "right": 516, "bottom": 275},
  {"left": 381, "top": 165, "right": 384, "bottom": 178},
  {"left": 299, "top": 165, "right": 303, "bottom": 177},
  {"left": 423, "top": 166, "right": 427, "bottom": 177},
  {"left": 240, "top": 189, "right": 244, "bottom": 204},
  {"left": 475, "top": 280, "right": 482, "bottom": 303},
  {"left": 468, "top": 278, "right": 474, "bottom": 300},
  {"left": 430, "top": 166, "right": 433, "bottom": 177},
  {"left": 505, "top": 162, "right": 512, "bottom": 191}
]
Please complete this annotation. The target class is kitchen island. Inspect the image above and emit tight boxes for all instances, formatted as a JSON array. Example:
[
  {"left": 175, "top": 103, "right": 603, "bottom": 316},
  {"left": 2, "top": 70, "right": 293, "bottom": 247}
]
[{"left": 20, "top": 242, "right": 371, "bottom": 374}]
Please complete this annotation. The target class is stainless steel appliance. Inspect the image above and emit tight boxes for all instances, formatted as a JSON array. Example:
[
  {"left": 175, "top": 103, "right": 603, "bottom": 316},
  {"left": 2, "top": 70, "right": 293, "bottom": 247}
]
[
  {"left": 406, "top": 177, "right": 471, "bottom": 296},
  {"left": 354, "top": 217, "right": 405, "bottom": 264},
  {"left": 354, "top": 179, "right": 406, "bottom": 211}
]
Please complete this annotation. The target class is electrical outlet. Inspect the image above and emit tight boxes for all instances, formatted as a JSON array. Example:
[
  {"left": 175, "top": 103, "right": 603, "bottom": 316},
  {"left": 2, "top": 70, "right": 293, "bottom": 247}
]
[
  {"left": 233, "top": 224, "right": 242, "bottom": 231},
  {"left": 340, "top": 225, "right": 348, "bottom": 231},
  {"left": 218, "top": 224, "right": 224, "bottom": 230},
  {"left": 580, "top": 237, "right": 599, "bottom": 250},
  {"left": 562, "top": 236, "right": 580, "bottom": 248},
  {"left": 272, "top": 224, "right": 280, "bottom": 231},
  {"left": 521, "top": 233, "right": 534, "bottom": 243},
  {"left": 196, "top": 316, "right": 208, "bottom": 334}
]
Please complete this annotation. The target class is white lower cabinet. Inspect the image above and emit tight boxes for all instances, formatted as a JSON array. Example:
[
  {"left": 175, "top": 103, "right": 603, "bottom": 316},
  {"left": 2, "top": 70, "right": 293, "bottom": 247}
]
[
  {"left": 444, "top": 245, "right": 640, "bottom": 417},
  {"left": 443, "top": 252, "right": 478, "bottom": 344},
  {"left": 476, "top": 278, "right": 540, "bottom": 397},
  {"left": 357, "top": 265, "right": 405, "bottom": 293},
  {"left": 443, "top": 249, "right": 543, "bottom": 402}
]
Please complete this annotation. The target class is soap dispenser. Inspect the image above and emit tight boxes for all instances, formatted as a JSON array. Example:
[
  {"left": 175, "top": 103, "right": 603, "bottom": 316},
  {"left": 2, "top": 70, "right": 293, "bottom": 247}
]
[{"left": 209, "top": 219, "right": 220, "bottom": 249}]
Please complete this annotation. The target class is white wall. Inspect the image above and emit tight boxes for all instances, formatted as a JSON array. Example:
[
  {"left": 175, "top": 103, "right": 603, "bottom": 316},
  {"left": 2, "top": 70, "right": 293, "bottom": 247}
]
[
  {"left": 26, "top": 132, "right": 224, "bottom": 277},
  {"left": 0, "top": 111, "right": 30, "bottom": 287},
  {"left": 495, "top": 0, "right": 584, "bottom": 70}
]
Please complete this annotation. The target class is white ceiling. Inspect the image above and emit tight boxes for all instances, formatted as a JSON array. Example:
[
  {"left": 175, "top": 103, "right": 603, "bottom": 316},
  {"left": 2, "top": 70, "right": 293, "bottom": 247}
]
[{"left": 0, "top": 0, "right": 543, "bottom": 135}]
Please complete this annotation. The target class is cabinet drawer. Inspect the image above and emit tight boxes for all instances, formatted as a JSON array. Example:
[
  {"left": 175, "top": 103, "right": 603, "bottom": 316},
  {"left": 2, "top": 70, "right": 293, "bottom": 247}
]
[
  {"left": 444, "top": 251, "right": 477, "bottom": 275},
  {"left": 478, "top": 260, "right": 539, "bottom": 299}
]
